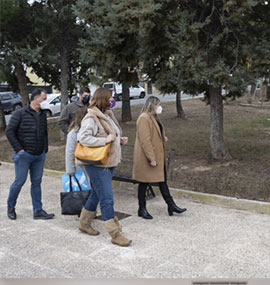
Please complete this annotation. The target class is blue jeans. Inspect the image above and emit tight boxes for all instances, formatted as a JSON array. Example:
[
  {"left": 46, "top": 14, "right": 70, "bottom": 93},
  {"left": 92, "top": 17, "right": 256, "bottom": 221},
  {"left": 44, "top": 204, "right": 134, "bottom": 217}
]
[
  {"left": 84, "top": 165, "right": 114, "bottom": 221},
  {"left": 7, "top": 151, "right": 46, "bottom": 214}
]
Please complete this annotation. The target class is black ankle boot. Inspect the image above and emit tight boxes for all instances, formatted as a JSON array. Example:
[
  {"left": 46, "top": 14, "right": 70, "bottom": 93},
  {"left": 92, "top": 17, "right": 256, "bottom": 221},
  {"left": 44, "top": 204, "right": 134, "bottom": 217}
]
[
  {"left": 158, "top": 182, "right": 187, "bottom": 216},
  {"left": 168, "top": 201, "right": 187, "bottom": 216},
  {"left": 138, "top": 207, "right": 153, "bottom": 219},
  {"left": 7, "top": 207, "right": 16, "bottom": 220}
]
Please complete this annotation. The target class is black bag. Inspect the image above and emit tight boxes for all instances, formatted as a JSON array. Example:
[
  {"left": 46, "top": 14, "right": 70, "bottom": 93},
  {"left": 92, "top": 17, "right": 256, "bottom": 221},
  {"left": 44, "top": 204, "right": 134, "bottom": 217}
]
[{"left": 60, "top": 175, "right": 91, "bottom": 215}]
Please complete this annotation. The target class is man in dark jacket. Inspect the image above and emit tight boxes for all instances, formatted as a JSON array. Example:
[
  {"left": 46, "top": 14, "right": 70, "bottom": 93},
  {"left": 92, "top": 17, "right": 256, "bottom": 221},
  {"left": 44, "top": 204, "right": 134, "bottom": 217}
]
[
  {"left": 5, "top": 88, "right": 55, "bottom": 220},
  {"left": 58, "top": 86, "right": 90, "bottom": 136}
]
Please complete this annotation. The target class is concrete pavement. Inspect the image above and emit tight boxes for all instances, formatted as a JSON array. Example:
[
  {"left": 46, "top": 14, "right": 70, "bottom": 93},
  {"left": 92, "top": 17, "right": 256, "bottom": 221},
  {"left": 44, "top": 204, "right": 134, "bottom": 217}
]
[{"left": 0, "top": 163, "right": 269, "bottom": 278}]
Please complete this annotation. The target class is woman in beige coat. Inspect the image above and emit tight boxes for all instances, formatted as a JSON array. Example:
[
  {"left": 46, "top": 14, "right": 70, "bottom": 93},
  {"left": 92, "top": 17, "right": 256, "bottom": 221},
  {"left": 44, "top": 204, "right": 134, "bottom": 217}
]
[
  {"left": 132, "top": 96, "right": 187, "bottom": 219},
  {"left": 77, "top": 88, "right": 131, "bottom": 246}
]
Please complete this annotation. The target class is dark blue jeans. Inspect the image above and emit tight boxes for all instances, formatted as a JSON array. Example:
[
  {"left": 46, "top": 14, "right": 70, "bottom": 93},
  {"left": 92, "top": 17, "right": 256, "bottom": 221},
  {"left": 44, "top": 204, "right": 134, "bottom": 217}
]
[
  {"left": 84, "top": 165, "right": 115, "bottom": 221},
  {"left": 7, "top": 151, "right": 46, "bottom": 214}
]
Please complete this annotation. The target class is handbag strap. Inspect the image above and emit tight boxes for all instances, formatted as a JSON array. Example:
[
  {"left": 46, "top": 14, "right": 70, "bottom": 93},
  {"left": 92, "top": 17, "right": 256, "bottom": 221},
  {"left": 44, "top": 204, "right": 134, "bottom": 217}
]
[
  {"left": 72, "top": 174, "right": 88, "bottom": 205},
  {"left": 69, "top": 175, "right": 73, "bottom": 192},
  {"left": 69, "top": 174, "right": 83, "bottom": 192}
]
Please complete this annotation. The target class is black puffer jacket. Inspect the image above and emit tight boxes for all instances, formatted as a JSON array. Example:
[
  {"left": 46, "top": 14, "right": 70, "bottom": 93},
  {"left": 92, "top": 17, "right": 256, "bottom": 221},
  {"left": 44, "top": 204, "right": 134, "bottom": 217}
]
[{"left": 6, "top": 105, "right": 48, "bottom": 155}]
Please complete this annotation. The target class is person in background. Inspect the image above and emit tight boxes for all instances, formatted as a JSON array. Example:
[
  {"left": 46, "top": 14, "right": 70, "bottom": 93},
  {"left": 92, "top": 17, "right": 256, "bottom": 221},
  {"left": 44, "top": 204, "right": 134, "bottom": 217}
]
[
  {"left": 65, "top": 106, "right": 88, "bottom": 176},
  {"left": 77, "top": 87, "right": 131, "bottom": 247},
  {"left": 58, "top": 87, "right": 91, "bottom": 136},
  {"left": 5, "top": 88, "right": 55, "bottom": 220},
  {"left": 132, "top": 96, "right": 187, "bottom": 219}
]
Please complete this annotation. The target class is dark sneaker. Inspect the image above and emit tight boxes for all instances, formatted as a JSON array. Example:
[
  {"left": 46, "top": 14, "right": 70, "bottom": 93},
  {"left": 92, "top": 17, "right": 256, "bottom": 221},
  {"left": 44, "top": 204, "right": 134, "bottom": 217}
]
[
  {"left": 7, "top": 207, "right": 16, "bottom": 220},
  {"left": 34, "top": 209, "right": 55, "bottom": 220}
]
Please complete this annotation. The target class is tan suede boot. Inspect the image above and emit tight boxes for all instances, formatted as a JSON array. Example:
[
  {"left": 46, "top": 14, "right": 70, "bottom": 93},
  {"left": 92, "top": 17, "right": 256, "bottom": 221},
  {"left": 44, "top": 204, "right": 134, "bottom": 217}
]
[
  {"left": 79, "top": 208, "right": 99, "bottom": 235},
  {"left": 114, "top": 216, "right": 122, "bottom": 234},
  {"left": 104, "top": 218, "right": 132, "bottom": 246}
]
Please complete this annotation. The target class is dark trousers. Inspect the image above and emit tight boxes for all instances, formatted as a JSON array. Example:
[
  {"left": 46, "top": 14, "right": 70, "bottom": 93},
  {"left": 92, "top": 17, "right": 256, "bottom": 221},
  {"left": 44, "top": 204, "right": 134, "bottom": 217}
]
[{"left": 138, "top": 170, "right": 172, "bottom": 207}]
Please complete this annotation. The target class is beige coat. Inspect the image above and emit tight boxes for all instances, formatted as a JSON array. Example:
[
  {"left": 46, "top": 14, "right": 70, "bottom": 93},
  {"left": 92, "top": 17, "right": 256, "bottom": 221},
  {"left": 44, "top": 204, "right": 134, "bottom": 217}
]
[
  {"left": 77, "top": 107, "right": 122, "bottom": 168},
  {"left": 132, "top": 112, "right": 166, "bottom": 183}
]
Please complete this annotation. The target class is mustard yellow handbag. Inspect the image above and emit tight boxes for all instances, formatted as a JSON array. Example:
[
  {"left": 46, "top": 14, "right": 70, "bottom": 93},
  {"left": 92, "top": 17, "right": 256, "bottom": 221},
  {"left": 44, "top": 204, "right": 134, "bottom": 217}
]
[{"left": 74, "top": 142, "right": 111, "bottom": 165}]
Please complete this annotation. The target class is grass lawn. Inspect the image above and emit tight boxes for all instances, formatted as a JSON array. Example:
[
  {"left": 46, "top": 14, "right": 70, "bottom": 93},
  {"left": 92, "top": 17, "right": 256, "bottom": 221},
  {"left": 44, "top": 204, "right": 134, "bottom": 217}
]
[{"left": 1, "top": 97, "right": 270, "bottom": 202}]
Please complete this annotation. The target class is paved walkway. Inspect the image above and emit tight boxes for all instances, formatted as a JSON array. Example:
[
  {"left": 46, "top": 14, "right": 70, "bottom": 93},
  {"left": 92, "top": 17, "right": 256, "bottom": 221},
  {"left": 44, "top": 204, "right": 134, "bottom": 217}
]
[{"left": 0, "top": 163, "right": 269, "bottom": 278}]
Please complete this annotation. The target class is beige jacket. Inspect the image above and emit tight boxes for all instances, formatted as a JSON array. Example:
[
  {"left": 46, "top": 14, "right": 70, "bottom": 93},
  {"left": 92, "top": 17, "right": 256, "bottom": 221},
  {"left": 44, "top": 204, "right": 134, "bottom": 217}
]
[
  {"left": 77, "top": 107, "right": 122, "bottom": 168},
  {"left": 132, "top": 112, "right": 166, "bottom": 183}
]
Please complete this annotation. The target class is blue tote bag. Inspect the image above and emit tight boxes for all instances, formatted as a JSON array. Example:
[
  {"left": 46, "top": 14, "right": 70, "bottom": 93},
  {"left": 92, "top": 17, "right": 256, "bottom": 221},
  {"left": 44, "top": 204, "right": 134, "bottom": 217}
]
[{"left": 61, "top": 169, "right": 90, "bottom": 192}]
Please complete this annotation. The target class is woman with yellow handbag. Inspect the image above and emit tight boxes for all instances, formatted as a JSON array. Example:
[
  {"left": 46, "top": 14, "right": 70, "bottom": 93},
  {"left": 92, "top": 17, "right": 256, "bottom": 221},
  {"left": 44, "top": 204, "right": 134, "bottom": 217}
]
[{"left": 77, "top": 88, "right": 131, "bottom": 247}]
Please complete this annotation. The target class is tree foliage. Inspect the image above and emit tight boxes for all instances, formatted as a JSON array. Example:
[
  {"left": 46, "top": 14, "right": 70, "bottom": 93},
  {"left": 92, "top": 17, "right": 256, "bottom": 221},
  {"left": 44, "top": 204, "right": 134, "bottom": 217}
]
[
  {"left": 0, "top": 0, "right": 39, "bottom": 105},
  {"left": 136, "top": 0, "right": 270, "bottom": 159},
  {"left": 139, "top": 0, "right": 269, "bottom": 98},
  {"left": 247, "top": 1, "right": 270, "bottom": 81},
  {"left": 0, "top": 0, "right": 88, "bottom": 110},
  {"left": 29, "top": 0, "right": 88, "bottom": 107},
  {"left": 74, "top": 0, "right": 142, "bottom": 121}
]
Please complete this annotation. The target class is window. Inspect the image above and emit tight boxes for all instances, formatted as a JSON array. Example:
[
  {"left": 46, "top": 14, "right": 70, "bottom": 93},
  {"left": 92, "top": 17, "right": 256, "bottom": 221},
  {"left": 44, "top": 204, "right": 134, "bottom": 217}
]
[
  {"left": 104, "top": 83, "right": 114, "bottom": 89},
  {"left": 0, "top": 94, "right": 12, "bottom": 101},
  {"left": 51, "top": 96, "right": 61, "bottom": 104},
  {"left": 138, "top": 82, "right": 145, "bottom": 88},
  {"left": 0, "top": 85, "right": 11, "bottom": 92}
]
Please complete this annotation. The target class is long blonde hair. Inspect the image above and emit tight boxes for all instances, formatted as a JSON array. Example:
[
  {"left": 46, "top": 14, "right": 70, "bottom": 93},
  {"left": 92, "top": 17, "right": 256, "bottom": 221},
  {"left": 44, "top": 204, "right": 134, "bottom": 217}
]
[{"left": 140, "top": 96, "right": 160, "bottom": 115}]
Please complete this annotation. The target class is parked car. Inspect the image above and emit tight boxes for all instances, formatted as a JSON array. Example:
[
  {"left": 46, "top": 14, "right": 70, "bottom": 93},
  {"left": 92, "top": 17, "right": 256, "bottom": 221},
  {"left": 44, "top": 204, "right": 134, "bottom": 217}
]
[
  {"left": 103, "top": 82, "right": 146, "bottom": 101},
  {"left": 0, "top": 84, "right": 12, "bottom": 92},
  {"left": 0, "top": 92, "right": 22, "bottom": 114},
  {"left": 40, "top": 93, "right": 61, "bottom": 117}
]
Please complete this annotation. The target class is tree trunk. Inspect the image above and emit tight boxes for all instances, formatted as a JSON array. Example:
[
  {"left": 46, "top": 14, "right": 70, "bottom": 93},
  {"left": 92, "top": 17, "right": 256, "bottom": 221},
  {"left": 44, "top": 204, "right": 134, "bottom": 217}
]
[
  {"left": 247, "top": 83, "right": 256, "bottom": 104},
  {"left": 258, "top": 79, "right": 265, "bottom": 105},
  {"left": 209, "top": 86, "right": 232, "bottom": 160},
  {"left": 0, "top": 101, "right": 6, "bottom": 133},
  {"left": 266, "top": 85, "right": 270, "bottom": 101},
  {"left": 14, "top": 62, "right": 29, "bottom": 106},
  {"left": 59, "top": 44, "right": 69, "bottom": 141},
  {"left": 69, "top": 66, "right": 74, "bottom": 101},
  {"left": 60, "top": 45, "right": 69, "bottom": 111},
  {"left": 121, "top": 81, "right": 132, "bottom": 122},
  {"left": 176, "top": 91, "right": 186, "bottom": 118}
]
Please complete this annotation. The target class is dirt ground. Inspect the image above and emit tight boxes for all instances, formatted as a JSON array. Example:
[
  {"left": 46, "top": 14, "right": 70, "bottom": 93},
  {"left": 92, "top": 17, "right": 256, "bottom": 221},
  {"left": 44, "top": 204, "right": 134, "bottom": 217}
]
[{"left": 1, "top": 97, "right": 270, "bottom": 202}]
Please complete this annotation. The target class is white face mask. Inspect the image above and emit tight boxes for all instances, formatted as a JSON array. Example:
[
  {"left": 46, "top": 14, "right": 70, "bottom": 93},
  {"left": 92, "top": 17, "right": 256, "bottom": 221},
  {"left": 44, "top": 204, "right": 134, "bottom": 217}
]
[{"left": 156, "top": 106, "right": 162, "bottom": 114}]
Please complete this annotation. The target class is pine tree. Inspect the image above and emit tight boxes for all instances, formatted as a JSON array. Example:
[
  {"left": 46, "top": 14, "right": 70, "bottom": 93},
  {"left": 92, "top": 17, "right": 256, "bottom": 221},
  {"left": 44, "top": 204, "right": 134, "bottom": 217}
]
[
  {"left": 0, "top": 0, "right": 36, "bottom": 106},
  {"left": 30, "top": 0, "right": 87, "bottom": 109},
  {"left": 74, "top": 0, "right": 142, "bottom": 122},
  {"left": 138, "top": 0, "right": 270, "bottom": 160}
]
